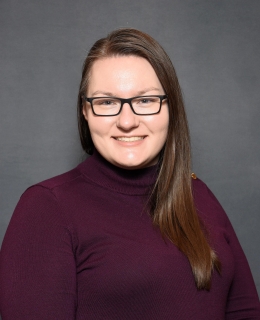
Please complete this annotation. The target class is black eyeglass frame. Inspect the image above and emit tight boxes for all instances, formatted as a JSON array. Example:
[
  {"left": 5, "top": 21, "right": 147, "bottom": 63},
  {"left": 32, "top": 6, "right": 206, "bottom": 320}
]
[{"left": 82, "top": 94, "right": 168, "bottom": 116}]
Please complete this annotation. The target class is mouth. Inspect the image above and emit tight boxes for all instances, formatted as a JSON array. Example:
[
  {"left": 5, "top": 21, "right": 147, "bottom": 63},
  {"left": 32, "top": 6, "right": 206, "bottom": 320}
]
[{"left": 114, "top": 136, "right": 146, "bottom": 142}]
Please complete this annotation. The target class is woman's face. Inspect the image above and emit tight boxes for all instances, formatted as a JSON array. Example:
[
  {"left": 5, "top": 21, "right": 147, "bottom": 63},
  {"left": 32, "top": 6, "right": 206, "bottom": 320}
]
[{"left": 82, "top": 55, "right": 169, "bottom": 170}]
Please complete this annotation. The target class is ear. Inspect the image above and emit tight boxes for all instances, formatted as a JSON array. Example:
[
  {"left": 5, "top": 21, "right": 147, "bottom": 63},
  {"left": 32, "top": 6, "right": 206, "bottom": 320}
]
[{"left": 82, "top": 103, "right": 88, "bottom": 121}]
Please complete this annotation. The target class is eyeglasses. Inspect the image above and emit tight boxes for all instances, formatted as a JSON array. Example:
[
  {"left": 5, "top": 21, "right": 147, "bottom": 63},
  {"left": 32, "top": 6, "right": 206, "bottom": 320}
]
[{"left": 82, "top": 95, "right": 167, "bottom": 116}]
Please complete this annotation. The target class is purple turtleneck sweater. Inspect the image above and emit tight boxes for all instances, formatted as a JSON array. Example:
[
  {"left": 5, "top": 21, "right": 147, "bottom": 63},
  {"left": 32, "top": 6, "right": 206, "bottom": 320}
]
[{"left": 0, "top": 152, "right": 259, "bottom": 319}]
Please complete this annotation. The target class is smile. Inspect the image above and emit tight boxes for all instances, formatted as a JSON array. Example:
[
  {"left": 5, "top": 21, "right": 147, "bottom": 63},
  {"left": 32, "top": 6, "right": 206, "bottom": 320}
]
[{"left": 114, "top": 136, "right": 145, "bottom": 142}]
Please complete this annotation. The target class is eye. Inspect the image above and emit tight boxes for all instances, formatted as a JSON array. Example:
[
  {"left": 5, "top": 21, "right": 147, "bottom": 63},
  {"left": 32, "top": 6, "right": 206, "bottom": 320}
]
[
  {"left": 92, "top": 98, "right": 120, "bottom": 106},
  {"left": 139, "top": 98, "right": 151, "bottom": 104},
  {"left": 134, "top": 97, "right": 157, "bottom": 105},
  {"left": 97, "top": 99, "right": 116, "bottom": 105}
]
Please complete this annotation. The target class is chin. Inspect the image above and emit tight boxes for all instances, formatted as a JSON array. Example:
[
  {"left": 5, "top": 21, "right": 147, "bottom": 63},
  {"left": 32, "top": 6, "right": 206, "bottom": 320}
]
[{"left": 111, "top": 158, "right": 152, "bottom": 170}]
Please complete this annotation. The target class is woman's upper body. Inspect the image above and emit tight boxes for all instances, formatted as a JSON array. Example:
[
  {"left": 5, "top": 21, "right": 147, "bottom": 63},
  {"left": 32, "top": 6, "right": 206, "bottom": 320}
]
[
  {"left": 0, "top": 150, "right": 259, "bottom": 319},
  {"left": 1, "top": 28, "right": 260, "bottom": 319}
]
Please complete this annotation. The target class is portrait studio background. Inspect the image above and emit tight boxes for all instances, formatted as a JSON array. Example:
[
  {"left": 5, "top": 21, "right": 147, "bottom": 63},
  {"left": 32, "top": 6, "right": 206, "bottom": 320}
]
[{"left": 1, "top": 0, "right": 259, "bottom": 296}]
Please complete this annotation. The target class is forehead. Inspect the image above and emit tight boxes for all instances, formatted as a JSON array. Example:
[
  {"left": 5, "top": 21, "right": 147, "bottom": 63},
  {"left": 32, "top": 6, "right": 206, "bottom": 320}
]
[{"left": 87, "top": 56, "right": 163, "bottom": 95}]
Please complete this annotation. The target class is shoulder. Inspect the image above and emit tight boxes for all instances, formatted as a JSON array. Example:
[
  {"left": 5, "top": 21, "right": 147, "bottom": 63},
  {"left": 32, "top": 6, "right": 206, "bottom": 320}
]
[
  {"left": 191, "top": 175, "right": 229, "bottom": 228},
  {"left": 14, "top": 159, "right": 92, "bottom": 220},
  {"left": 21, "top": 157, "right": 93, "bottom": 199},
  {"left": 34, "top": 164, "right": 83, "bottom": 192},
  {"left": 8, "top": 162, "right": 91, "bottom": 239},
  {"left": 191, "top": 174, "right": 215, "bottom": 202},
  {"left": 191, "top": 174, "right": 221, "bottom": 208}
]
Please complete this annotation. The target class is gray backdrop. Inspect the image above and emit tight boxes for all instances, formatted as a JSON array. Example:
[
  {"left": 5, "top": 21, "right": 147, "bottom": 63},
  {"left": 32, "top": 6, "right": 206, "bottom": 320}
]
[{"left": 1, "top": 0, "right": 259, "bottom": 296}]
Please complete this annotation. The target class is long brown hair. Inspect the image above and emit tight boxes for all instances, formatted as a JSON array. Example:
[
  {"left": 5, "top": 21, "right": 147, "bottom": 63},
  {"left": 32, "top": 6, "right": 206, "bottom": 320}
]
[{"left": 77, "top": 28, "right": 221, "bottom": 290}]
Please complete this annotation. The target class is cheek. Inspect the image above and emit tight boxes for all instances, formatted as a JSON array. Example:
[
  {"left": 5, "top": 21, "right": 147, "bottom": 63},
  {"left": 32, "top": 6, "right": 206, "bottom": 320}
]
[
  {"left": 87, "top": 116, "right": 114, "bottom": 138},
  {"left": 159, "top": 124, "right": 169, "bottom": 146},
  {"left": 161, "top": 107, "right": 170, "bottom": 135},
  {"left": 155, "top": 116, "right": 169, "bottom": 149},
  {"left": 151, "top": 110, "right": 169, "bottom": 139}
]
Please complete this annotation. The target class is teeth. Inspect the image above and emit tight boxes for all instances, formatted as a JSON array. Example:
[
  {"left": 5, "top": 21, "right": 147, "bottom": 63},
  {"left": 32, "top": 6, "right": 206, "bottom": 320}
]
[{"left": 116, "top": 136, "right": 144, "bottom": 142}]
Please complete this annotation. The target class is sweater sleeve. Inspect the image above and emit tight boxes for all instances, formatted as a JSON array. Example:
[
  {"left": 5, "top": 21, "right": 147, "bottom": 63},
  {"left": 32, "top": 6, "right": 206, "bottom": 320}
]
[
  {"left": 0, "top": 186, "right": 77, "bottom": 319},
  {"left": 205, "top": 185, "right": 260, "bottom": 319}
]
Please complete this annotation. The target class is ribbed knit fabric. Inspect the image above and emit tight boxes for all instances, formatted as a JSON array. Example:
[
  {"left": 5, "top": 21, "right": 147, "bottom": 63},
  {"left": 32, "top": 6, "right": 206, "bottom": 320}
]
[{"left": 0, "top": 151, "right": 259, "bottom": 319}]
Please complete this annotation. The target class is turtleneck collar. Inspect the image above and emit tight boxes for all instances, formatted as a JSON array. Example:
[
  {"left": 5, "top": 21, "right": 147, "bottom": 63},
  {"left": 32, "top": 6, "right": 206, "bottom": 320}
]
[{"left": 78, "top": 150, "right": 158, "bottom": 195}]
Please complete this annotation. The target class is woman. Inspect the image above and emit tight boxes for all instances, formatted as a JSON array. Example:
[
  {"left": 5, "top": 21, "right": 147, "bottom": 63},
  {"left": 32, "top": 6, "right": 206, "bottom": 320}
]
[{"left": 0, "top": 28, "right": 259, "bottom": 319}]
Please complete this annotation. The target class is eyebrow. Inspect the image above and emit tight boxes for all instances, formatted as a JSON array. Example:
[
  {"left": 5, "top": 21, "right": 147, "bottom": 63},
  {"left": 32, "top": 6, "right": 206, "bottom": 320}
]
[{"left": 91, "top": 87, "right": 161, "bottom": 97}]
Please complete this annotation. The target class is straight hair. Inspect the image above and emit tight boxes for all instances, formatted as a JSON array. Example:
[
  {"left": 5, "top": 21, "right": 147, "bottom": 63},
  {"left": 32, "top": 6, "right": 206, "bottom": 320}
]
[{"left": 77, "top": 28, "right": 221, "bottom": 290}]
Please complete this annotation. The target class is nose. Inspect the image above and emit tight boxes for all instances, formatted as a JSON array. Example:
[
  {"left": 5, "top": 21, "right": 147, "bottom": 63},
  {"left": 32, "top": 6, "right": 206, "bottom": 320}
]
[{"left": 116, "top": 102, "right": 139, "bottom": 130}]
